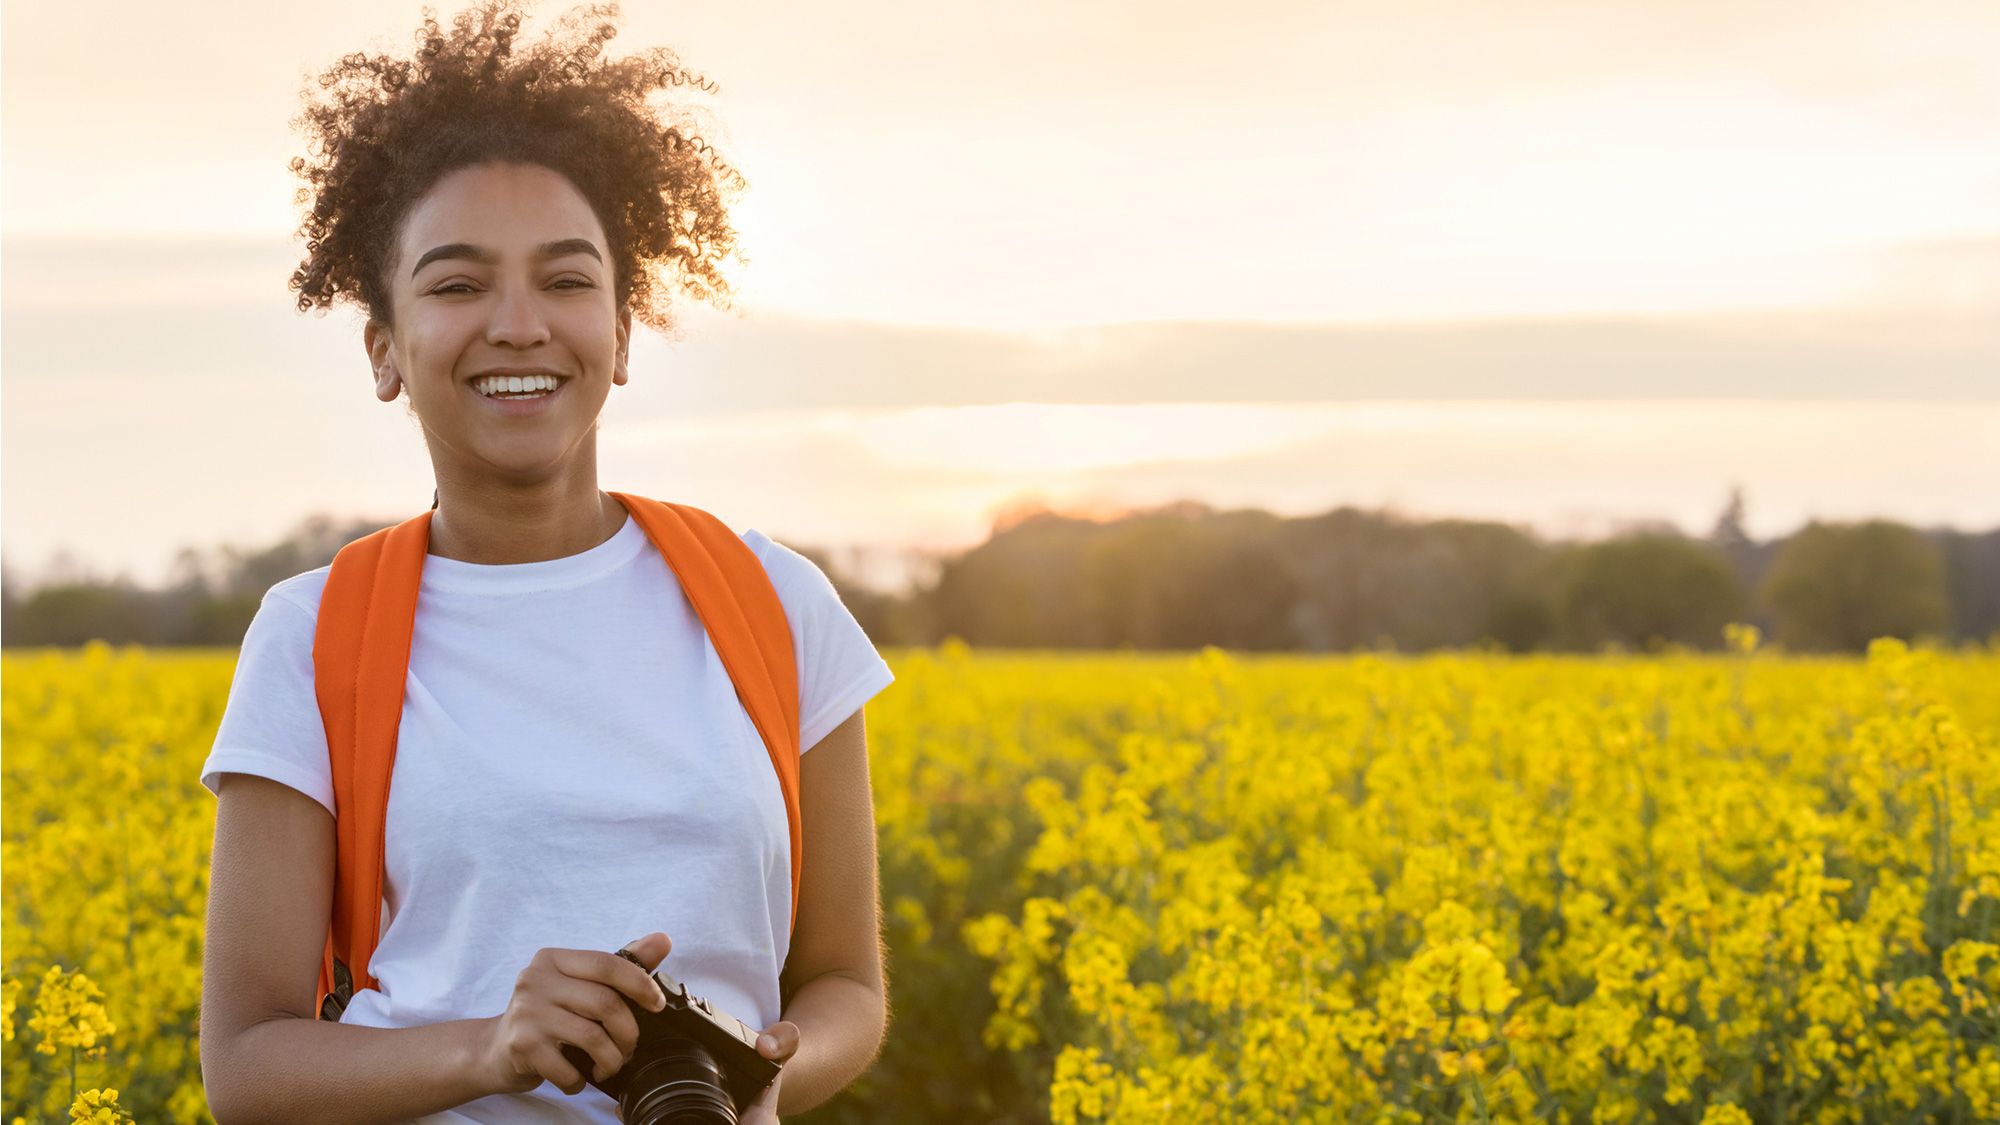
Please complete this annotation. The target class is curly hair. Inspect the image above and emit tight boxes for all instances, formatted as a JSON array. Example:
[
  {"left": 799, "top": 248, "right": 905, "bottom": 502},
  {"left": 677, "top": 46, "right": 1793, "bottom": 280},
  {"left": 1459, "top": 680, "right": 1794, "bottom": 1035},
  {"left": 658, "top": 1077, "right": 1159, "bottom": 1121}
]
[{"left": 286, "top": 0, "right": 745, "bottom": 337}]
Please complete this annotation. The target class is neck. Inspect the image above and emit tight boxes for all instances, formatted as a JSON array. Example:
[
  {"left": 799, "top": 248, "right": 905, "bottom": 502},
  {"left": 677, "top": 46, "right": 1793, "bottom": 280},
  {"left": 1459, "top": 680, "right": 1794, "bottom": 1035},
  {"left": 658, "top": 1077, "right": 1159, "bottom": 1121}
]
[{"left": 425, "top": 465, "right": 627, "bottom": 565}]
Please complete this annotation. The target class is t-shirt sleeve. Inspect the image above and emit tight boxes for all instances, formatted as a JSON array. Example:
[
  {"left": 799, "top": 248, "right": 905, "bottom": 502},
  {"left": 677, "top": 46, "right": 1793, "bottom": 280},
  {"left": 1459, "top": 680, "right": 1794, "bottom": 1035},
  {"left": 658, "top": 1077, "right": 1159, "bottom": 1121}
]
[
  {"left": 200, "top": 586, "right": 337, "bottom": 817},
  {"left": 746, "top": 530, "right": 896, "bottom": 754}
]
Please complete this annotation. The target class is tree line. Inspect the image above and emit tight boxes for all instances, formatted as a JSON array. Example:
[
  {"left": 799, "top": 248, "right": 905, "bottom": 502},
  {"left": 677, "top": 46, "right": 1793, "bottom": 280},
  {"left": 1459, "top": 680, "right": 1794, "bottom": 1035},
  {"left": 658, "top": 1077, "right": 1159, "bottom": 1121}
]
[{"left": 4, "top": 489, "right": 1994, "bottom": 653}]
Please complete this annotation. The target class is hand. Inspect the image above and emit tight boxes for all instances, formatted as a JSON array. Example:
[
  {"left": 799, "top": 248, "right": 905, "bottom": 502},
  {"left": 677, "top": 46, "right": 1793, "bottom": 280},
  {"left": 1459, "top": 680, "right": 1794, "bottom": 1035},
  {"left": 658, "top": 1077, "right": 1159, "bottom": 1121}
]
[
  {"left": 476, "top": 932, "right": 672, "bottom": 1098},
  {"left": 738, "top": 1020, "right": 800, "bottom": 1125}
]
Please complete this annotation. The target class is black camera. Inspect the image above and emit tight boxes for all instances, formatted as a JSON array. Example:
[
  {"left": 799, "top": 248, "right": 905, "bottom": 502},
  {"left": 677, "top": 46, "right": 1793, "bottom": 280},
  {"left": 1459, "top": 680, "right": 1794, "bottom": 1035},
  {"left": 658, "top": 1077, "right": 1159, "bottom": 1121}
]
[{"left": 558, "top": 950, "right": 782, "bottom": 1125}]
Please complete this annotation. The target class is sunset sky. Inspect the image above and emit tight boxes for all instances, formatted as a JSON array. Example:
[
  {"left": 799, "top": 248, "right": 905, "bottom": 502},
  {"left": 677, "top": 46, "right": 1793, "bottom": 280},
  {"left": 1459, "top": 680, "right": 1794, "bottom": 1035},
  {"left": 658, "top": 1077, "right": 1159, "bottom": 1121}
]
[{"left": 5, "top": 0, "right": 1998, "bottom": 590}]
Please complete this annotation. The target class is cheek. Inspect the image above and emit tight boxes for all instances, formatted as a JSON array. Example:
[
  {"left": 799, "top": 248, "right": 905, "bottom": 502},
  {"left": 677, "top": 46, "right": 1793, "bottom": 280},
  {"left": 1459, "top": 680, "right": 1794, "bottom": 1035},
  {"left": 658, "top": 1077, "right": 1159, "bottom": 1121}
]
[
  {"left": 402, "top": 318, "right": 476, "bottom": 380},
  {"left": 559, "top": 309, "right": 621, "bottom": 364}
]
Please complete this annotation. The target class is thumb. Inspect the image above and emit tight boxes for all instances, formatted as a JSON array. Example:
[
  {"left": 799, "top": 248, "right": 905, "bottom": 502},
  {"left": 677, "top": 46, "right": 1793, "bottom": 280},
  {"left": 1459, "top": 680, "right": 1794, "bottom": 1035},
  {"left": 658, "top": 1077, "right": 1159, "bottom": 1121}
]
[{"left": 621, "top": 930, "right": 672, "bottom": 968}]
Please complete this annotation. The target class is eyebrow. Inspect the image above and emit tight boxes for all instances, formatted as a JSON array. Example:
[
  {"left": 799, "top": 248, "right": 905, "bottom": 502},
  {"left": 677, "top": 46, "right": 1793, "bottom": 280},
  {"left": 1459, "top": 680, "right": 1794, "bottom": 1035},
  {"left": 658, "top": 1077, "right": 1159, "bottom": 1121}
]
[{"left": 410, "top": 238, "right": 603, "bottom": 278}]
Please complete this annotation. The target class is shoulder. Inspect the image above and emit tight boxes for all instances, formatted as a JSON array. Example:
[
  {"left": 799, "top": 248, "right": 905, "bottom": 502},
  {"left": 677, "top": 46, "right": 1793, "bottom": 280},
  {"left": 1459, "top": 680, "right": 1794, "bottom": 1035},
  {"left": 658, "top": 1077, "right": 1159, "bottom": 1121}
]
[
  {"left": 261, "top": 566, "right": 333, "bottom": 624},
  {"left": 736, "top": 524, "right": 784, "bottom": 563},
  {"left": 228, "top": 566, "right": 333, "bottom": 666},
  {"left": 736, "top": 527, "right": 836, "bottom": 600}
]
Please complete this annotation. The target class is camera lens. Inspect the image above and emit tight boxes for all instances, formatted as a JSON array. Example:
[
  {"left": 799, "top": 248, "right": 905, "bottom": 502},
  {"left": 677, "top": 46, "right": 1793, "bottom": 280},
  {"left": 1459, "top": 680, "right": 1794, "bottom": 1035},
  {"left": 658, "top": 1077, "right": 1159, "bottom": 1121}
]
[{"left": 619, "top": 1040, "right": 739, "bottom": 1125}]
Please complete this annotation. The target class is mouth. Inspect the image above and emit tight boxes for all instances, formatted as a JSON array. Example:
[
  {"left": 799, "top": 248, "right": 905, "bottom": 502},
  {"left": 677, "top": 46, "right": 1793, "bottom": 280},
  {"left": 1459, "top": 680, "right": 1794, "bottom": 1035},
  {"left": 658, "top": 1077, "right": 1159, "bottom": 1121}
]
[{"left": 469, "top": 374, "right": 570, "bottom": 415}]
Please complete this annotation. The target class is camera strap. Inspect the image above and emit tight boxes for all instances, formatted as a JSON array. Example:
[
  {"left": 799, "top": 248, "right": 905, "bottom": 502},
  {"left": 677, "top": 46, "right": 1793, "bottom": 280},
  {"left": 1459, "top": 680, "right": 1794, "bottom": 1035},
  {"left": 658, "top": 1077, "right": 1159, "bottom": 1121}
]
[{"left": 310, "top": 492, "right": 802, "bottom": 1022}]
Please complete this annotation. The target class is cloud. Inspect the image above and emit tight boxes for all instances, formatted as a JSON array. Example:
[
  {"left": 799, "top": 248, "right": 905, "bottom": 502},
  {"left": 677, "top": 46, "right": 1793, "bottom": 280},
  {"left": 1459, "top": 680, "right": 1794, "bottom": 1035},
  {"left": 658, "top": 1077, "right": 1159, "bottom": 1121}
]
[
  {"left": 619, "top": 304, "right": 2000, "bottom": 408},
  {"left": 6, "top": 234, "right": 1996, "bottom": 404}
]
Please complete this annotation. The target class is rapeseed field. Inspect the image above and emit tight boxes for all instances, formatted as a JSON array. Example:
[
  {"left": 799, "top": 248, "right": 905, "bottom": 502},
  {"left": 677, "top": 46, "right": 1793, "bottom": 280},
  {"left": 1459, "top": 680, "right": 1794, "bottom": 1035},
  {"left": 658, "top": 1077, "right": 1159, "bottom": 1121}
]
[{"left": 3, "top": 633, "right": 1996, "bottom": 1122}]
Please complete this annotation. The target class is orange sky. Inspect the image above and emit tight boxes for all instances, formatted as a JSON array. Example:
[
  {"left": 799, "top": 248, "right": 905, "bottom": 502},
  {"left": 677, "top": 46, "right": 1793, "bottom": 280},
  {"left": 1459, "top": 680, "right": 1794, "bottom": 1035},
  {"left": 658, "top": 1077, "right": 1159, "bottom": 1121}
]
[{"left": 3, "top": 1, "right": 1997, "bottom": 588}]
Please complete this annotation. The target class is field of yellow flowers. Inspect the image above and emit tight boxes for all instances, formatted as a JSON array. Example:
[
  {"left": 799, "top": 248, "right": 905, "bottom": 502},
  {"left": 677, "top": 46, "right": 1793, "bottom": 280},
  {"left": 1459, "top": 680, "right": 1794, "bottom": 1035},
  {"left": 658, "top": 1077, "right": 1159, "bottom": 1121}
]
[{"left": 4, "top": 633, "right": 1997, "bottom": 1123}]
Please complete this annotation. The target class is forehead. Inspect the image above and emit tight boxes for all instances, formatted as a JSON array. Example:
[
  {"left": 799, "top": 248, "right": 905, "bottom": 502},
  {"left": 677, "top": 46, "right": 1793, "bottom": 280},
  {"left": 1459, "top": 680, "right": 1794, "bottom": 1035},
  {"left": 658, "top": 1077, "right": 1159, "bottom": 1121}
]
[{"left": 397, "top": 162, "right": 606, "bottom": 259}]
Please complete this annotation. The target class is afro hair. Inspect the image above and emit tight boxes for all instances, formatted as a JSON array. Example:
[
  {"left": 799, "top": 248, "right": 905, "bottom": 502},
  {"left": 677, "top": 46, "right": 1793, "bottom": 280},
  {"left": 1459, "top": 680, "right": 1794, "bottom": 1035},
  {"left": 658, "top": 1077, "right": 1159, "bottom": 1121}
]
[{"left": 286, "top": 0, "right": 745, "bottom": 338}]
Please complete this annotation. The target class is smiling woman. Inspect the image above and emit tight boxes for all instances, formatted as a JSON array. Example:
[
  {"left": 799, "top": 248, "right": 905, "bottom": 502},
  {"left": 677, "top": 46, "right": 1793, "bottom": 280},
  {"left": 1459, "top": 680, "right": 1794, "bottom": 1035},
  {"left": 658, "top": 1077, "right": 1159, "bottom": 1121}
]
[
  {"left": 196, "top": 3, "right": 896, "bottom": 1124},
  {"left": 363, "top": 161, "right": 636, "bottom": 535}
]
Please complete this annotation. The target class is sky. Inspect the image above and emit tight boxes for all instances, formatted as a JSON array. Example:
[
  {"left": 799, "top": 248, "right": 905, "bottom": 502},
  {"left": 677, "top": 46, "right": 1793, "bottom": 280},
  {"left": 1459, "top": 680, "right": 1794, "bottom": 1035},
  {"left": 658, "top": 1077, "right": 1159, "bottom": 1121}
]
[{"left": 4, "top": 0, "right": 1998, "bottom": 591}]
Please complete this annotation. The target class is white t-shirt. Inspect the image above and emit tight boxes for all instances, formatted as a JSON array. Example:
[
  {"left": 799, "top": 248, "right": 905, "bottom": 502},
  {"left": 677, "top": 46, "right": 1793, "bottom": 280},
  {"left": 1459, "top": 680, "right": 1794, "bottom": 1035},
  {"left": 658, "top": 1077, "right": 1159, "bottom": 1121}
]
[{"left": 200, "top": 509, "right": 895, "bottom": 1123}]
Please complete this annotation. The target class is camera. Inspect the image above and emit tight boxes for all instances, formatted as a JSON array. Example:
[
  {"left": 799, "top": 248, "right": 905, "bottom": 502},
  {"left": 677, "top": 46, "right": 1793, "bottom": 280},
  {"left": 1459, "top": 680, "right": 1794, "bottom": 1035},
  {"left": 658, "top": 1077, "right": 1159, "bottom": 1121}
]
[{"left": 558, "top": 949, "right": 782, "bottom": 1125}]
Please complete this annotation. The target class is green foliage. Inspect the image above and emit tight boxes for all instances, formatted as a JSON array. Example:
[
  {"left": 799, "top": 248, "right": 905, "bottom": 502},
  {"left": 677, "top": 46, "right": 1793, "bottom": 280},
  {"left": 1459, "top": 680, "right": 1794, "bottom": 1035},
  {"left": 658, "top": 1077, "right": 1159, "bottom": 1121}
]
[
  {"left": 1551, "top": 534, "right": 1743, "bottom": 652},
  {"left": 7, "top": 504, "right": 1996, "bottom": 655},
  {"left": 1759, "top": 520, "right": 1951, "bottom": 652}
]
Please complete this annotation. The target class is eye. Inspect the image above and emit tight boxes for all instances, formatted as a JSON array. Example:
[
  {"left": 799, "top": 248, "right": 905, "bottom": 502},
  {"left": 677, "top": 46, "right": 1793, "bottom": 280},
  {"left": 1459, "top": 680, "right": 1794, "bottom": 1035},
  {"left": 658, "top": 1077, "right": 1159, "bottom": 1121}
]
[{"left": 426, "top": 279, "right": 591, "bottom": 296}]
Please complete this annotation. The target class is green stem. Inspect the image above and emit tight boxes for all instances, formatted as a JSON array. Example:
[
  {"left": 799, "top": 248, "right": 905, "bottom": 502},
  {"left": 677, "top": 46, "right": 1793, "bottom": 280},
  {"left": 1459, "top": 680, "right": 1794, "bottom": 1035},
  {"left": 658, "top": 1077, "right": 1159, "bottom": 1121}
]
[
  {"left": 1464, "top": 1065, "right": 1491, "bottom": 1123},
  {"left": 1444, "top": 993, "right": 1491, "bottom": 1124},
  {"left": 1934, "top": 757, "right": 1961, "bottom": 1124}
]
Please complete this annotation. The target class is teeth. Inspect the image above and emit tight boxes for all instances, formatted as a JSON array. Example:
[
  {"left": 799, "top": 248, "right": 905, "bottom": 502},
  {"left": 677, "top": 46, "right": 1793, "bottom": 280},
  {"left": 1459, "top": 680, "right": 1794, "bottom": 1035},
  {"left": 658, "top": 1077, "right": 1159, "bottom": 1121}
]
[{"left": 473, "top": 373, "right": 561, "bottom": 396}]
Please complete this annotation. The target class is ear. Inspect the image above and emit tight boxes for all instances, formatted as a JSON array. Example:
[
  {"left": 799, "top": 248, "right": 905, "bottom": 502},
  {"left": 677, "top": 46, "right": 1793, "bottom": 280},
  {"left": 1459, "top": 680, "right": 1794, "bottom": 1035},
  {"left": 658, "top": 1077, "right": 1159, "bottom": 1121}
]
[
  {"left": 363, "top": 319, "right": 403, "bottom": 402},
  {"left": 613, "top": 307, "right": 632, "bottom": 387}
]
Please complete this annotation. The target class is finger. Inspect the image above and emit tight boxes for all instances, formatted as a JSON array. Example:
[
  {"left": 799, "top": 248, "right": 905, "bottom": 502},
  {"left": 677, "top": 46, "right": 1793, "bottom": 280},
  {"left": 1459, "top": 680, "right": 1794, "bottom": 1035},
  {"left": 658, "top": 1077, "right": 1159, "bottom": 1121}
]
[
  {"left": 528, "top": 1040, "right": 589, "bottom": 1097},
  {"left": 519, "top": 956, "right": 647, "bottom": 1053},
  {"left": 607, "top": 942, "right": 671, "bottom": 1012},
  {"left": 556, "top": 946, "right": 667, "bottom": 1015},
  {"left": 619, "top": 930, "right": 674, "bottom": 969},
  {"left": 546, "top": 980, "right": 643, "bottom": 1059},
  {"left": 548, "top": 976, "right": 640, "bottom": 1056},
  {"left": 756, "top": 1020, "right": 801, "bottom": 1060},
  {"left": 541, "top": 1006, "right": 624, "bottom": 1087}
]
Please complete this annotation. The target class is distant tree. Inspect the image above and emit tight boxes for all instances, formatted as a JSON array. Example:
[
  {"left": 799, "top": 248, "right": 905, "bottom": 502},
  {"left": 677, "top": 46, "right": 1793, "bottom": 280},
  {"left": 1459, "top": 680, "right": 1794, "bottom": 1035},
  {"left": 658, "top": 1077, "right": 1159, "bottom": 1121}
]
[
  {"left": 1930, "top": 528, "right": 2000, "bottom": 646},
  {"left": 6, "top": 582, "right": 164, "bottom": 646},
  {"left": 1079, "top": 516, "right": 1195, "bottom": 649},
  {"left": 925, "top": 502, "right": 1299, "bottom": 652},
  {"left": 0, "top": 514, "right": 406, "bottom": 647},
  {"left": 1702, "top": 484, "right": 1781, "bottom": 636},
  {"left": 1413, "top": 519, "right": 1547, "bottom": 650},
  {"left": 1708, "top": 485, "right": 1752, "bottom": 554},
  {"left": 1759, "top": 519, "right": 1950, "bottom": 652},
  {"left": 1484, "top": 588, "right": 1559, "bottom": 653},
  {"left": 1279, "top": 509, "right": 1543, "bottom": 652},
  {"left": 1079, "top": 508, "right": 1296, "bottom": 651},
  {"left": 165, "top": 546, "right": 218, "bottom": 594},
  {"left": 1554, "top": 534, "right": 1744, "bottom": 652},
  {"left": 1274, "top": 509, "right": 1395, "bottom": 651},
  {"left": 928, "top": 512, "right": 1106, "bottom": 648},
  {"left": 181, "top": 593, "right": 266, "bottom": 647},
  {"left": 7, "top": 500, "right": 1991, "bottom": 653},
  {"left": 0, "top": 561, "right": 19, "bottom": 645},
  {"left": 1187, "top": 510, "right": 1298, "bottom": 651},
  {"left": 1486, "top": 550, "right": 1570, "bottom": 653}
]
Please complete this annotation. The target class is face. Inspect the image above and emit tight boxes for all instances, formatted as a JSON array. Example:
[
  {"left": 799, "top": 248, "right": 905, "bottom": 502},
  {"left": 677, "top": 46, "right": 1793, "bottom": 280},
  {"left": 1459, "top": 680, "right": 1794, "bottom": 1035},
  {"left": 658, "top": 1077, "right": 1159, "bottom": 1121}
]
[{"left": 364, "top": 161, "right": 631, "bottom": 488}]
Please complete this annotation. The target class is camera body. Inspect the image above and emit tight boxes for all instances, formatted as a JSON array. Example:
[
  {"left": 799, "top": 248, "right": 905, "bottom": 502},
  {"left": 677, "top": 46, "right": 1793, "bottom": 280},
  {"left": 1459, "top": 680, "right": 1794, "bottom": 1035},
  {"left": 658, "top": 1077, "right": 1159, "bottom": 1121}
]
[{"left": 560, "top": 956, "right": 782, "bottom": 1124}]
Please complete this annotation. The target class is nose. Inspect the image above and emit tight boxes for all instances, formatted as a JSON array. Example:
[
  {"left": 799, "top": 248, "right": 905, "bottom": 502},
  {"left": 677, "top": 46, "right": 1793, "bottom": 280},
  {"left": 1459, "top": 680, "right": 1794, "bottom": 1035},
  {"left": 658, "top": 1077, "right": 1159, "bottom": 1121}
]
[{"left": 484, "top": 280, "right": 551, "bottom": 348}]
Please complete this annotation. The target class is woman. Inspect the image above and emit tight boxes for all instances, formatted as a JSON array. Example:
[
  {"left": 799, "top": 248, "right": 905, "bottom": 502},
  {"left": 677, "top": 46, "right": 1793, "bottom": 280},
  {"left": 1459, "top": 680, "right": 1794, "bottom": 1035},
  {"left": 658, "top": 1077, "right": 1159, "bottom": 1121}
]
[{"left": 196, "top": 3, "right": 893, "bottom": 1121}]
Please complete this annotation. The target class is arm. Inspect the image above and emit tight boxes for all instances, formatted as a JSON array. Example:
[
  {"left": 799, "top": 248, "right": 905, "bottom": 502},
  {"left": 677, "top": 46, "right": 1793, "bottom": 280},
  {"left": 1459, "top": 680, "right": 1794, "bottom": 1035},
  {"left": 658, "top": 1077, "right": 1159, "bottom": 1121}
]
[
  {"left": 768, "top": 706, "right": 890, "bottom": 1115},
  {"left": 200, "top": 773, "right": 499, "bottom": 1125}
]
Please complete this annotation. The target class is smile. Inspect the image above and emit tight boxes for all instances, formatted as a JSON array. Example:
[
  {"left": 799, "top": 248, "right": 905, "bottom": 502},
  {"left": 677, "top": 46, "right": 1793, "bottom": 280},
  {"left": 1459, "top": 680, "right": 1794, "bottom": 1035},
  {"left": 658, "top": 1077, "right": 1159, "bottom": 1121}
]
[{"left": 470, "top": 376, "right": 567, "bottom": 414}]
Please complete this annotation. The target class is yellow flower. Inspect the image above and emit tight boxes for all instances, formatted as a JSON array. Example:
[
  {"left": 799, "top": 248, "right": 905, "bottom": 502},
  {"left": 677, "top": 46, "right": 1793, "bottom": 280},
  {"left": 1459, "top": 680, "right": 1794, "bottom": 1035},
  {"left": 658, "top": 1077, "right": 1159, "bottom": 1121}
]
[
  {"left": 1436, "top": 1049, "right": 1464, "bottom": 1079},
  {"left": 1049, "top": 1046, "right": 1117, "bottom": 1125},
  {"left": 68, "top": 1089, "right": 133, "bottom": 1125},
  {"left": 1944, "top": 941, "right": 1999, "bottom": 1015},
  {"left": 1, "top": 974, "right": 19, "bottom": 1043},
  {"left": 28, "top": 966, "right": 116, "bottom": 1057},
  {"left": 1892, "top": 976, "right": 1947, "bottom": 1020},
  {"left": 1723, "top": 622, "right": 1761, "bottom": 654},
  {"left": 10, "top": 633, "right": 2000, "bottom": 1121},
  {"left": 1700, "top": 1104, "right": 1753, "bottom": 1125}
]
